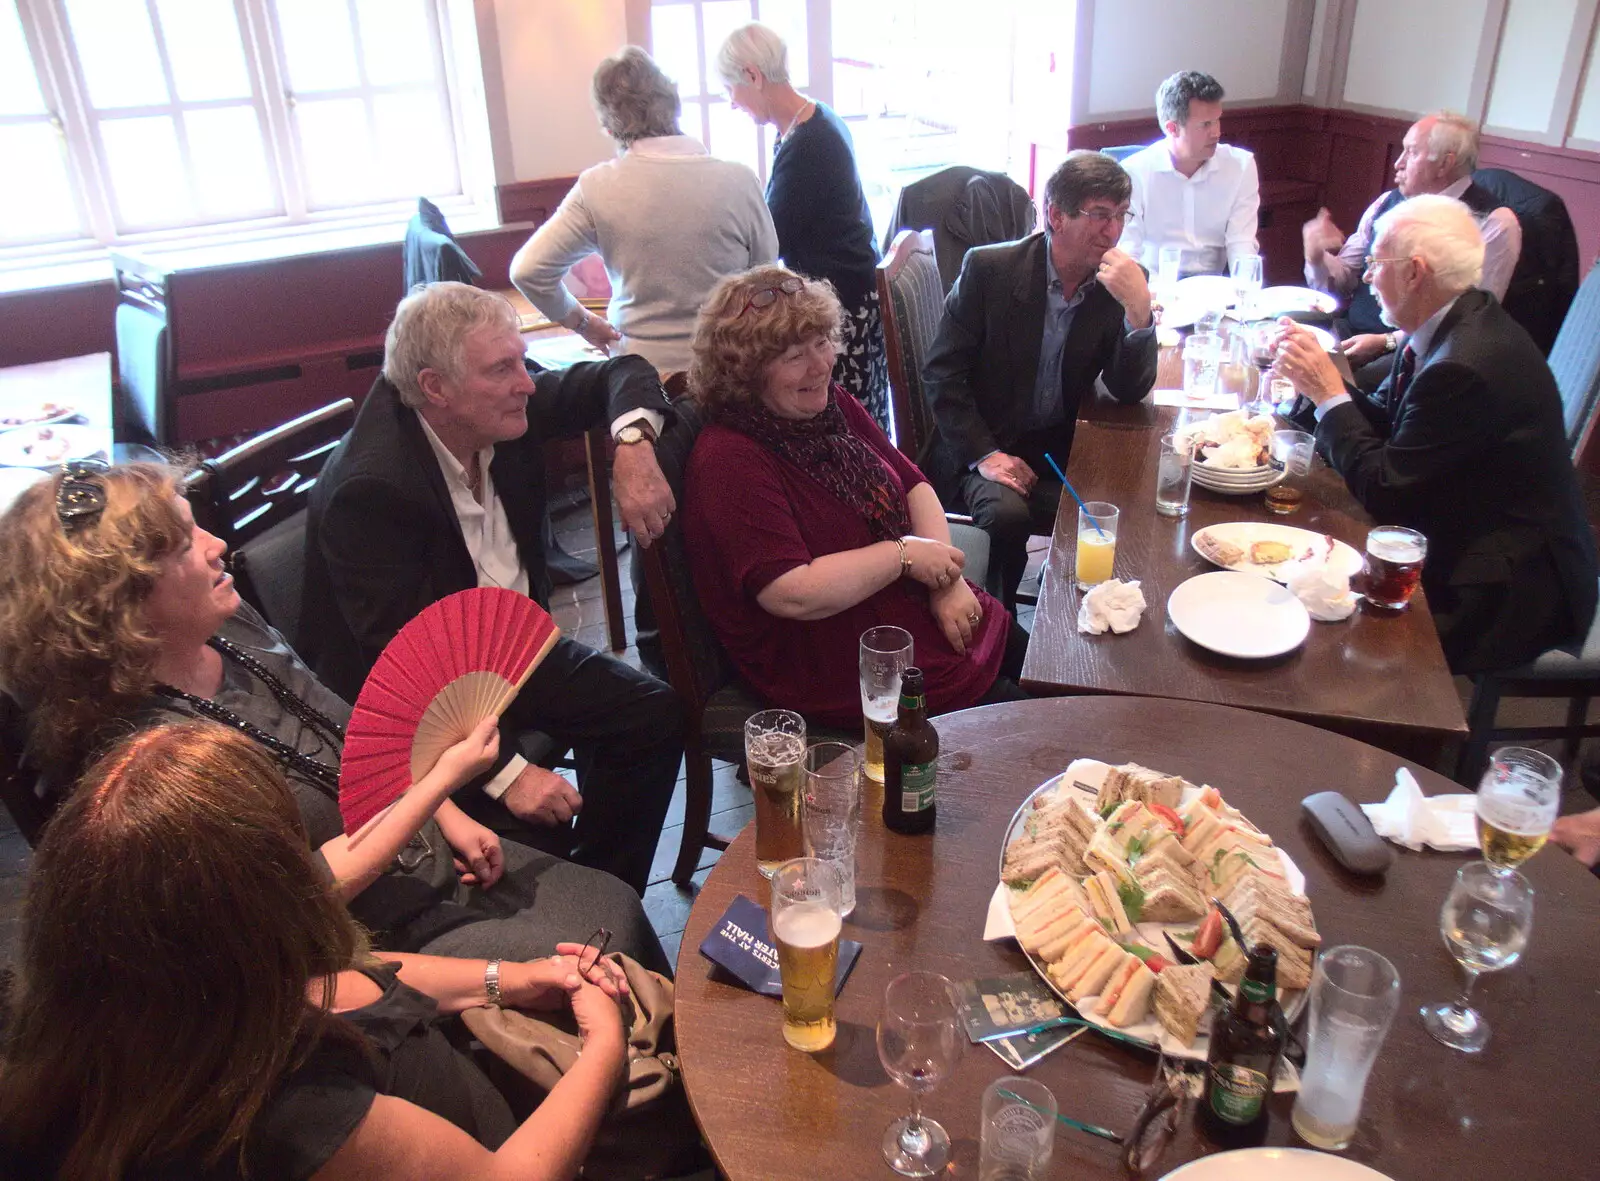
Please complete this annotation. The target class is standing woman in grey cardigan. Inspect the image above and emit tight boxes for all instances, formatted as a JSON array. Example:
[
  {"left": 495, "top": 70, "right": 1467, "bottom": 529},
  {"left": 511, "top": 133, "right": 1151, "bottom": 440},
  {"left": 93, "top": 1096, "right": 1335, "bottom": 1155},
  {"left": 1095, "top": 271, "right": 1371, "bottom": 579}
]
[
  {"left": 511, "top": 46, "right": 777, "bottom": 376},
  {"left": 718, "top": 22, "right": 890, "bottom": 433}
]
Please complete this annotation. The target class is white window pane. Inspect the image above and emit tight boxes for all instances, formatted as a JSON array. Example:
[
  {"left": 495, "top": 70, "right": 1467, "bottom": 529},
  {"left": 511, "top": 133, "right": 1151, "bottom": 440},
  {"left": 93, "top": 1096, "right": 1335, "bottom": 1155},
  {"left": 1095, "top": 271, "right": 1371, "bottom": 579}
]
[
  {"left": 64, "top": 0, "right": 168, "bottom": 109},
  {"left": 372, "top": 91, "right": 457, "bottom": 199},
  {"left": 156, "top": 0, "right": 252, "bottom": 102},
  {"left": 186, "top": 106, "right": 278, "bottom": 217},
  {"left": 295, "top": 96, "right": 375, "bottom": 207},
  {"left": 0, "top": 2, "right": 48, "bottom": 116},
  {"left": 757, "top": 0, "right": 807, "bottom": 89},
  {"left": 355, "top": 0, "right": 434, "bottom": 87},
  {"left": 702, "top": 2, "right": 755, "bottom": 94},
  {"left": 708, "top": 99, "right": 760, "bottom": 175},
  {"left": 651, "top": 5, "right": 700, "bottom": 98},
  {"left": 0, "top": 124, "right": 83, "bottom": 241},
  {"left": 275, "top": 0, "right": 360, "bottom": 93},
  {"left": 99, "top": 115, "right": 193, "bottom": 227}
]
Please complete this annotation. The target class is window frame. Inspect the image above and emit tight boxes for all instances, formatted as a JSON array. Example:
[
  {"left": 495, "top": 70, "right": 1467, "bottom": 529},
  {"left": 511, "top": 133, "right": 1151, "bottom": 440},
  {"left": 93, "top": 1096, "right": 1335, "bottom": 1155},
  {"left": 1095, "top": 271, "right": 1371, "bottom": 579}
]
[{"left": 2, "top": 0, "right": 496, "bottom": 276}]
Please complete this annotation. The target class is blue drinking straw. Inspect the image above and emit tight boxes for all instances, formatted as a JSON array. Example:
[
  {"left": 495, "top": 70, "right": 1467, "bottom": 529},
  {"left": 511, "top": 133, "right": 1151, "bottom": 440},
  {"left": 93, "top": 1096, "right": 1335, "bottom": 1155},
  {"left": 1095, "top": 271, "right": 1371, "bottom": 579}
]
[{"left": 1044, "top": 453, "right": 1108, "bottom": 540}]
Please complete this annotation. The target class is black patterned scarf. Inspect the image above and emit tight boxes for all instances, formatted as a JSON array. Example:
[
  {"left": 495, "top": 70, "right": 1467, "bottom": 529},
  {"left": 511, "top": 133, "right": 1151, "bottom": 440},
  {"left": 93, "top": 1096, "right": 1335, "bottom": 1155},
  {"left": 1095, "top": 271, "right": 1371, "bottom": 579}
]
[{"left": 718, "top": 388, "right": 912, "bottom": 542}]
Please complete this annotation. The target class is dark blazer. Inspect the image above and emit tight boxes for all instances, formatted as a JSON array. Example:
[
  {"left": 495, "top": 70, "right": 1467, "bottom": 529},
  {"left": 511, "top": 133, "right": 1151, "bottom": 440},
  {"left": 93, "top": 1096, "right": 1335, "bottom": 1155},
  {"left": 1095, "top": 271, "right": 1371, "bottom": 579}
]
[
  {"left": 880, "top": 165, "right": 1037, "bottom": 293},
  {"left": 1317, "top": 289, "right": 1597, "bottom": 673},
  {"left": 301, "top": 356, "right": 670, "bottom": 705},
  {"left": 920, "top": 232, "right": 1158, "bottom": 488}
]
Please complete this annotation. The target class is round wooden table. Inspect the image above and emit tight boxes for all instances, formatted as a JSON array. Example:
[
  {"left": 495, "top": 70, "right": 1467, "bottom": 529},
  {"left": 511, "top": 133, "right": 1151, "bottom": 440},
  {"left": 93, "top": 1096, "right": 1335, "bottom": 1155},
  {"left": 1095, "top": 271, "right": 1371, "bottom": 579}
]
[{"left": 674, "top": 696, "right": 1600, "bottom": 1180}]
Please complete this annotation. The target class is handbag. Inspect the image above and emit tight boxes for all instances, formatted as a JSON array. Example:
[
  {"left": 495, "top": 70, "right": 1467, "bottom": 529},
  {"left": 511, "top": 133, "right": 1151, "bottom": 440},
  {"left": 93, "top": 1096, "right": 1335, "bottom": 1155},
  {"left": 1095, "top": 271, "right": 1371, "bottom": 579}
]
[{"left": 460, "top": 952, "right": 706, "bottom": 1180}]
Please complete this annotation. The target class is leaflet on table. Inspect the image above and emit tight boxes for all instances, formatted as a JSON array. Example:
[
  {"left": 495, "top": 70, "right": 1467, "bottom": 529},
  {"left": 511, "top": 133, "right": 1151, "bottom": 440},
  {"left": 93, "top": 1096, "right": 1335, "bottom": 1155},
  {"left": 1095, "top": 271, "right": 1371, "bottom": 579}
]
[{"left": 698, "top": 894, "right": 862, "bottom": 997}]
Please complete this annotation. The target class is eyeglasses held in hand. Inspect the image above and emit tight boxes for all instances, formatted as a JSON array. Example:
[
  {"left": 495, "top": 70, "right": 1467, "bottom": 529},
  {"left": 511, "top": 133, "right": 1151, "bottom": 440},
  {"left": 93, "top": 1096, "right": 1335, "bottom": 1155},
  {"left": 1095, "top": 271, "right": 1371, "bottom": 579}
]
[
  {"left": 577, "top": 926, "right": 613, "bottom": 979},
  {"left": 55, "top": 458, "right": 110, "bottom": 533},
  {"left": 739, "top": 276, "right": 805, "bottom": 317}
]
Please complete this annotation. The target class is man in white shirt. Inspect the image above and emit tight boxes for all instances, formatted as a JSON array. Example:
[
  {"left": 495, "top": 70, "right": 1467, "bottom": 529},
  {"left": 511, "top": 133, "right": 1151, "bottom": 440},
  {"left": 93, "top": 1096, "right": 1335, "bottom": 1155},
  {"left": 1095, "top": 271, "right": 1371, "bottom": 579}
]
[
  {"left": 1117, "top": 70, "right": 1260, "bottom": 278},
  {"left": 1302, "top": 110, "right": 1521, "bottom": 380},
  {"left": 304, "top": 283, "right": 683, "bottom": 896}
]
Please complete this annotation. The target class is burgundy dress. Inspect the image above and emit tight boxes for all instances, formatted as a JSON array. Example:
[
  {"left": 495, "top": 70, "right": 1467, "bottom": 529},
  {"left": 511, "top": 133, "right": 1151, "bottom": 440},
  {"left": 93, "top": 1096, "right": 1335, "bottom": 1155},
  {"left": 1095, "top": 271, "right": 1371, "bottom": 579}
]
[{"left": 683, "top": 391, "right": 1007, "bottom": 725}]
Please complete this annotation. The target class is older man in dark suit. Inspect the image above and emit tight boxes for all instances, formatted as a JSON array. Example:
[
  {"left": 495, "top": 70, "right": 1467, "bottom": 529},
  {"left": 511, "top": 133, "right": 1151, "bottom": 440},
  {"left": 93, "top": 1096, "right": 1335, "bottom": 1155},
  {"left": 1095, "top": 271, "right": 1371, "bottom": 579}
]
[
  {"left": 1275, "top": 194, "right": 1595, "bottom": 674},
  {"left": 921, "top": 150, "right": 1159, "bottom": 613},
  {"left": 302, "top": 282, "right": 683, "bottom": 895}
]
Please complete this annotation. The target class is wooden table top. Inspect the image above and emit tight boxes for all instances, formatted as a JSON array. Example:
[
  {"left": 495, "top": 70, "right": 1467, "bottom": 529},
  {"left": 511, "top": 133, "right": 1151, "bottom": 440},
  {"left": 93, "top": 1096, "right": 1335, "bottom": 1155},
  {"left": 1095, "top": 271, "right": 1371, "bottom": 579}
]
[
  {"left": 674, "top": 696, "right": 1599, "bottom": 1180},
  {"left": 1020, "top": 350, "right": 1465, "bottom": 755}
]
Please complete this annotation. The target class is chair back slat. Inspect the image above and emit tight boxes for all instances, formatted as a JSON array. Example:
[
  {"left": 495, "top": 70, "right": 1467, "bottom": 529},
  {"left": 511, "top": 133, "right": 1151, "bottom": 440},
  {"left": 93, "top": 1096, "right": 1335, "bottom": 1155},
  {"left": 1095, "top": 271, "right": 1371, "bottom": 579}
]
[
  {"left": 877, "top": 229, "right": 943, "bottom": 459},
  {"left": 195, "top": 399, "right": 354, "bottom": 547}
]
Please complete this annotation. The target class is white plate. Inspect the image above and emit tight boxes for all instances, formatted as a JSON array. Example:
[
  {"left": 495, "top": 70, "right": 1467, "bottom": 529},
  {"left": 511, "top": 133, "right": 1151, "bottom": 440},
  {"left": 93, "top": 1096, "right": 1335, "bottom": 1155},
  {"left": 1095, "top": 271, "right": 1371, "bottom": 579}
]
[
  {"left": 0, "top": 397, "right": 78, "bottom": 430},
  {"left": 1191, "top": 470, "right": 1284, "bottom": 496},
  {"left": 1160, "top": 1148, "right": 1395, "bottom": 1181},
  {"left": 1173, "top": 275, "right": 1239, "bottom": 307},
  {"left": 999, "top": 759, "right": 1310, "bottom": 1062},
  {"left": 1254, "top": 286, "right": 1341, "bottom": 316},
  {"left": 1191, "top": 522, "right": 1363, "bottom": 583},
  {"left": 0, "top": 424, "right": 106, "bottom": 468},
  {"left": 1168, "top": 571, "right": 1310, "bottom": 658}
]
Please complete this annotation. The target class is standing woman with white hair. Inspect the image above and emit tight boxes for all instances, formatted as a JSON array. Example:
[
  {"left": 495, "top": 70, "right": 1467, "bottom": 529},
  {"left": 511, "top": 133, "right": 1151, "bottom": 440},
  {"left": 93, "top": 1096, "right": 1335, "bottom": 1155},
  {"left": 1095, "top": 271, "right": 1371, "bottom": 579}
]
[
  {"left": 718, "top": 22, "right": 889, "bottom": 433},
  {"left": 511, "top": 46, "right": 777, "bottom": 375}
]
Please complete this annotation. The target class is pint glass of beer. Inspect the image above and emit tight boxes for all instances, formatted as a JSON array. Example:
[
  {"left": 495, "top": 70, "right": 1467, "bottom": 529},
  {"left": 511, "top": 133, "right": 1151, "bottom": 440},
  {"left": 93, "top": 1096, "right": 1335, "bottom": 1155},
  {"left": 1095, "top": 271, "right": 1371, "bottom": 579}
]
[
  {"left": 770, "top": 857, "right": 845, "bottom": 1052},
  {"left": 1265, "top": 430, "right": 1314, "bottom": 515},
  {"left": 860, "top": 626, "right": 913, "bottom": 784},
  {"left": 1363, "top": 526, "right": 1427, "bottom": 610},
  {"left": 746, "top": 709, "right": 807, "bottom": 879}
]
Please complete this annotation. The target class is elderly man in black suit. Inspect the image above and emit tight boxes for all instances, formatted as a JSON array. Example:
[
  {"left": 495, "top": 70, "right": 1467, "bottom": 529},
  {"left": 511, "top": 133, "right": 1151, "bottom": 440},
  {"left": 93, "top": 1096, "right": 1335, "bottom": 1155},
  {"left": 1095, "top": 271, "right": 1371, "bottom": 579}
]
[
  {"left": 1275, "top": 194, "right": 1595, "bottom": 675},
  {"left": 921, "top": 150, "right": 1159, "bottom": 614},
  {"left": 302, "top": 282, "right": 683, "bottom": 895}
]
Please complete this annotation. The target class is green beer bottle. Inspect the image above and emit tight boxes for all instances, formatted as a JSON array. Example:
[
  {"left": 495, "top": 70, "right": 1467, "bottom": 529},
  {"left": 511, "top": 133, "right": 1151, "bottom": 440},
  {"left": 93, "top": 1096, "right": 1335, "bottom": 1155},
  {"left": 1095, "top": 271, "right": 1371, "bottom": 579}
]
[{"left": 882, "top": 667, "right": 936, "bottom": 835}]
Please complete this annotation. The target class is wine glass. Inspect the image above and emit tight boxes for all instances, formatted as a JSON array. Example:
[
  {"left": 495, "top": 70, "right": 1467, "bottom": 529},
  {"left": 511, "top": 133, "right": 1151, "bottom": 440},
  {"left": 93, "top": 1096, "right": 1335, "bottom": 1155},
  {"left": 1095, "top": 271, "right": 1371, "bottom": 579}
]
[
  {"left": 877, "top": 971, "right": 962, "bottom": 1177},
  {"left": 1230, "top": 253, "right": 1264, "bottom": 318},
  {"left": 1475, "top": 747, "right": 1561, "bottom": 875},
  {"left": 1420, "top": 861, "right": 1534, "bottom": 1053}
]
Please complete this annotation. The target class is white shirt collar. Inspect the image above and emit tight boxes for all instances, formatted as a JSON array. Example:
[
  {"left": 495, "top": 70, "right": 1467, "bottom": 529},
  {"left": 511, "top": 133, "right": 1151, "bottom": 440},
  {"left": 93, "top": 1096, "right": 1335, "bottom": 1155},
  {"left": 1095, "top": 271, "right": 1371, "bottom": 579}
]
[
  {"left": 1440, "top": 175, "right": 1472, "bottom": 200},
  {"left": 624, "top": 135, "right": 709, "bottom": 160},
  {"left": 1408, "top": 294, "right": 1462, "bottom": 359},
  {"left": 415, "top": 411, "right": 493, "bottom": 493}
]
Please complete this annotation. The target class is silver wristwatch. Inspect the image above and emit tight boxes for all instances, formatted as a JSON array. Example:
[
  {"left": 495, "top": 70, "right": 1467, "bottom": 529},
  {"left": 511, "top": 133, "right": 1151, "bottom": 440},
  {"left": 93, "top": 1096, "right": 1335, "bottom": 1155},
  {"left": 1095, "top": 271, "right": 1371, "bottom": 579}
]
[{"left": 484, "top": 958, "right": 503, "bottom": 1007}]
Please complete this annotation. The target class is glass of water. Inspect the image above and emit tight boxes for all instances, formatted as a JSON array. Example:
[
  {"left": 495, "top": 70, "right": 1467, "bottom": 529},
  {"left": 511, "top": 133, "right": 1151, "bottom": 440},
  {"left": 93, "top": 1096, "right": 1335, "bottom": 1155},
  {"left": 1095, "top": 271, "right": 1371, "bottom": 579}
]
[
  {"left": 1230, "top": 253, "right": 1264, "bottom": 317},
  {"left": 1182, "top": 332, "right": 1221, "bottom": 400},
  {"left": 1155, "top": 432, "right": 1194, "bottom": 517},
  {"left": 1291, "top": 946, "right": 1401, "bottom": 1150},
  {"left": 1420, "top": 861, "right": 1534, "bottom": 1053}
]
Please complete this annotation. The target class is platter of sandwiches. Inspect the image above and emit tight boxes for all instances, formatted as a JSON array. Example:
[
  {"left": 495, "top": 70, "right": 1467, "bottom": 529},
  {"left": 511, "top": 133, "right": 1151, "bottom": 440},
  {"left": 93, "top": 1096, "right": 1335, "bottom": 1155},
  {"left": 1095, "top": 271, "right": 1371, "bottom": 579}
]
[{"left": 1000, "top": 759, "right": 1321, "bottom": 1059}]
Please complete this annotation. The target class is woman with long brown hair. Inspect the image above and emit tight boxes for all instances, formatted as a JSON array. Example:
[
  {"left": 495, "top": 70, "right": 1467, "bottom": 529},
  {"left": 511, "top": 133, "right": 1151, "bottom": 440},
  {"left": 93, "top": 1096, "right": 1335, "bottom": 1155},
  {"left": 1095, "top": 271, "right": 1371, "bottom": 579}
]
[
  {"left": 0, "top": 721, "right": 632, "bottom": 1180},
  {"left": 0, "top": 461, "right": 665, "bottom": 971}
]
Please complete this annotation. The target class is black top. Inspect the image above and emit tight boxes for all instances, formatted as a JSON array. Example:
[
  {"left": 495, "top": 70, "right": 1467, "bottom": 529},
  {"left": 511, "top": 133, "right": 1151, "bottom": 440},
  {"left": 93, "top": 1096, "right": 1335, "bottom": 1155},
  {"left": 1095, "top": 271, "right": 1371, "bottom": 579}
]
[
  {"left": 768, "top": 102, "right": 877, "bottom": 306},
  {"left": 2, "top": 966, "right": 514, "bottom": 1180},
  {"left": 138, "top": 605, "right": 475, "bottom": 950}
]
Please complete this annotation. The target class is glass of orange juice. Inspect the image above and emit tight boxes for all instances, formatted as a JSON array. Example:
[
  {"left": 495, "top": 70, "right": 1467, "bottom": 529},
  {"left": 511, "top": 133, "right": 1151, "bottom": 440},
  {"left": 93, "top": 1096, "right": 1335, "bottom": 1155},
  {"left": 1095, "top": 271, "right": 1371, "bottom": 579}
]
[{"left": 1075, "top": 502, "right": 1118, "bottom": 588}]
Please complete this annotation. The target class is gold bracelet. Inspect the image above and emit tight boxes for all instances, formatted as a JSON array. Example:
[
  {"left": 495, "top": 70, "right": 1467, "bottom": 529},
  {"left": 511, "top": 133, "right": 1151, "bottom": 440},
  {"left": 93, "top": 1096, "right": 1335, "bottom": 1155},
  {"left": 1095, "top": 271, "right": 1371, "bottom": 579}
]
[{"left": 895, "top": 537, "right": 910, "bottom": 578}]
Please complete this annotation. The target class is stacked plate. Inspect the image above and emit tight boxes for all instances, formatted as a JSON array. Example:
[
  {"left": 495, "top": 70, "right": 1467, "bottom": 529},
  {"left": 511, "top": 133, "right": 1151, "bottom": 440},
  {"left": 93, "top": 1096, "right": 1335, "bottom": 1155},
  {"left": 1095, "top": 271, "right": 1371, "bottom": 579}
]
[{"left": 1190, "top": 460, "right": 1283, "bottom": 495}]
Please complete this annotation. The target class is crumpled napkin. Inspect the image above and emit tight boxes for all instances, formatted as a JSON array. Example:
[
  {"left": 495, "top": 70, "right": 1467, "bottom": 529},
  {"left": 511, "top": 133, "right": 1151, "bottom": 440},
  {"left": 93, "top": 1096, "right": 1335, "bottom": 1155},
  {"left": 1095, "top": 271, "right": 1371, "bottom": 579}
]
[
  {"left": 1078, "top": 578, "right": 1147, "bottom": 634},
  {"left": 1361, "top": 768, "right": 1478, "bottom": 851},
  {"left": 1284, "top": 556, "right": 1358, "bottom": 622},
  {"left": 983, "top": 883, "right": 1016, "bottom": 941}
]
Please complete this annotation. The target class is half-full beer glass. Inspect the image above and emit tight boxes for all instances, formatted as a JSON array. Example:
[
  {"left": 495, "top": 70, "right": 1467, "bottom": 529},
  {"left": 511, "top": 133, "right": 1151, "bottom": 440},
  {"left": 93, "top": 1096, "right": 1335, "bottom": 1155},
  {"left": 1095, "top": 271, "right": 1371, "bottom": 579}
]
[
  {"left": 770, "top": 857, "right": 844, "bottom": 1052},
  {"left": 1364, "top": 526, "right": 1427, "bottom": 610},
  {"left": 746, "top": 709, "right": 806, "bottom": 878},
  {"left": 860, "top": 626, "right": 913, "bottom": 784}
]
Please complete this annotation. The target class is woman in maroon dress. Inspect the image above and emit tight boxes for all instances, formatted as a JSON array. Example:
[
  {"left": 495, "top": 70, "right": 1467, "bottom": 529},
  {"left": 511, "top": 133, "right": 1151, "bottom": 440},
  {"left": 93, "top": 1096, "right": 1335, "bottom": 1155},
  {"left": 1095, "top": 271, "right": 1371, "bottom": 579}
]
[{"left": 681, "top": 265, "right": 1027, "bottom": 726}]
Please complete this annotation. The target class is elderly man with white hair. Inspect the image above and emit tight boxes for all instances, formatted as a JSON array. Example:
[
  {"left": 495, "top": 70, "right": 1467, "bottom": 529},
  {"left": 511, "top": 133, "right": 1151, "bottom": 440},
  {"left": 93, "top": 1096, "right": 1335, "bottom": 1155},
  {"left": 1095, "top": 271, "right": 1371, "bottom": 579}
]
[
  {"left": 1303, "top": 111, "right": 1521, "bottom": 377},
  {"left": 1274, "top": 194, "right": 1595, "bottom": 675}
]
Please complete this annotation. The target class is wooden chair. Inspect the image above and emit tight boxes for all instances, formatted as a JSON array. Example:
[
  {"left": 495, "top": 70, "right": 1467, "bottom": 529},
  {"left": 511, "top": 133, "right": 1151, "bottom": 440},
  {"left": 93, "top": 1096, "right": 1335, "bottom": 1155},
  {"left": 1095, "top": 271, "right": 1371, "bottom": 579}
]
[
  {"left": 1548, "top": 256, "right": 1600, "bottom": 462},
  {"left": 188, "top": 398, "right": 355, "bottom": 645}
]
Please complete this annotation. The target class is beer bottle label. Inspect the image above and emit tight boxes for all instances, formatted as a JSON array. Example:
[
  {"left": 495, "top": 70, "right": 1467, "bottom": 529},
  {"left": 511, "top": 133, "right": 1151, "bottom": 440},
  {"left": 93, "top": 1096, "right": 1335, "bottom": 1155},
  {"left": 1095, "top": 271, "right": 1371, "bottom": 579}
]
[
  {"left": 899, "top": 761, "right": 936, "bottom": 813},
  {"left": 1240, "top": 977, "right": 1274, "bottom": 1004},
  {"left": 1207, "top": 1062, "right": 1269, "bottom": 1125}
]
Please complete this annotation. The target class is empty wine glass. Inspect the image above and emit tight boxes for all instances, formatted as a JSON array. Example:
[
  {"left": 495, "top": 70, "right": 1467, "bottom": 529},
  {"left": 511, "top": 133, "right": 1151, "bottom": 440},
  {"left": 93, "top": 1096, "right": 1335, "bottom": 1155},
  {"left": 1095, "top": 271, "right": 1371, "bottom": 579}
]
[
  {"left": 1475, "top": 747, "right": 1561, "bottom": 874},
  {"left": 877, "top": 971, "right": 962, "bottom": 1177},
  {"left": 1420, "top": 861, "right": 1534, "bottom": 1053}
]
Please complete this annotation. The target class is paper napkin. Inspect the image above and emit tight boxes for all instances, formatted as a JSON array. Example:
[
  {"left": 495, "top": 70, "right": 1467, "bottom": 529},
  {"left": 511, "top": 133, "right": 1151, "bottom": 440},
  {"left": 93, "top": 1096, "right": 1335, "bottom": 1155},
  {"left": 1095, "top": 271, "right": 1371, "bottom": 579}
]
[
  {"left": 1153, "top": 387, "right": 1241, "bottom": 411},
  {"left": 1078, "top": 578, "right": 1147, "bottom": 635},
  {"left": 1285, "top": 556, "right": 1358, "bottom": 622},
  {"left": 1361, "top": 768, "right": 1477, "bottom": 851}
]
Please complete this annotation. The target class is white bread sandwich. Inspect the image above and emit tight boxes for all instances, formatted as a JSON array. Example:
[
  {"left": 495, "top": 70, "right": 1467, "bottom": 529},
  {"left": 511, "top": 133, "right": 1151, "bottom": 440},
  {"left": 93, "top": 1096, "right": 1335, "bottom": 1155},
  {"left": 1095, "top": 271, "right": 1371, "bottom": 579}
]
[
  {"left": 1008, "top": 867, "right": 1075, "bottom": 927},
  {"left": 1096, "top": 763, "right": 1186, "bottom": 813},
  {"left": 1085, "top": 870, "right": 1135, "bottom": 934},
  {"left": 1067, "top": 944, "right": 1128, "bottom": 1003},
  {"left": 1135, "top": 862, "right": 1208, "bottom": 923},
  {"left": 1092, "top": 954, "right": 1145, "bottom": 1016},
  {"left": 1046, "top": 927, "right": 1115, "bottom": 991},
  {"left": 1153, "top": 963, "right": 1216, "bottom": 1046},
  {"left": 1106, "top": 963, "right": 1157, "bottom": 1027},
  {"left": 1036, "top": 909, "right": 1097, "bottom": 962}
]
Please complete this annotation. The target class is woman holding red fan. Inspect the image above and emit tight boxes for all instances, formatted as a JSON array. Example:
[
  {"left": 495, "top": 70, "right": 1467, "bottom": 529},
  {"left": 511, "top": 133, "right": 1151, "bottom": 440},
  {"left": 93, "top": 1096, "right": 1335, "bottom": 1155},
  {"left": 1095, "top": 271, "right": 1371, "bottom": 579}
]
[
  {"left": 0, "top": 720, "right": 652, "bottom": 1179},
  {"left": 0, "top": 461, "right": 666, "bottom": 973}
]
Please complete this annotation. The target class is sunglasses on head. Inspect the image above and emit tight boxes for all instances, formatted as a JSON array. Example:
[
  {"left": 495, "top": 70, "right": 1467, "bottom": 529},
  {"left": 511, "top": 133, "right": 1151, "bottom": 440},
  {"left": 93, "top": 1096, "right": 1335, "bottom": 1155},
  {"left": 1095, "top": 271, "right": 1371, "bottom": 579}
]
[
  {"left": 55, "top": 458, "right": 110, "bottom": 534},
  {"left": 739, "top": 276, "right": 805, "bottom": 317}
]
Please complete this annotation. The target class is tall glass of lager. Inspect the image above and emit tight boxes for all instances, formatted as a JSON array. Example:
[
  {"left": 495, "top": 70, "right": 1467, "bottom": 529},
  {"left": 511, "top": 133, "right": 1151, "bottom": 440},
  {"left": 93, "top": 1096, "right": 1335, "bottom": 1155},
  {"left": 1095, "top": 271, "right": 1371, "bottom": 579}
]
[
  {"left": 746, "top": 709, "right": 806, "bottom": 879},
  {"left": 770, "top": 857, "right": 845, "bottom": 1052},
  {"left": 1363, "top": 526, "right": 1427, "bottom": 610},
  {"left": 860, "top": 626, "right": 913, "bottom": 784},
  {"left": 1475, "top": 746, "right": 1561, "bottom": 873}
]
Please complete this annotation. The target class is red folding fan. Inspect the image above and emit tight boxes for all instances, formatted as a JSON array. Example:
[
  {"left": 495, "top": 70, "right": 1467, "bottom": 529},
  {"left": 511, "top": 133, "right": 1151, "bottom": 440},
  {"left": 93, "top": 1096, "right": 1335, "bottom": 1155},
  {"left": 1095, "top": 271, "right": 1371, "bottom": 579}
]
[{"left": 339, "top": 587, "right": 560, "bottom": 835}]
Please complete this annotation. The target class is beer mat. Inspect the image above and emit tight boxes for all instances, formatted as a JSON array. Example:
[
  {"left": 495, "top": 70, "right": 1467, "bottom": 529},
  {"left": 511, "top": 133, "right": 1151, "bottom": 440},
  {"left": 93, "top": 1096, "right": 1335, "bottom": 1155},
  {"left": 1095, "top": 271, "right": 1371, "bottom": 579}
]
[
  {"left": 697, "top": 894, "right": 863, "bottom": 998},
  {"left": 1153, "top": 387, "right": 1240, "bottom": 410},
  {"left": 955, "top": 973, "right": 1085, "bottom": 1069}
]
